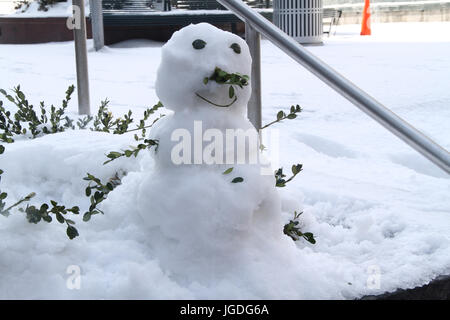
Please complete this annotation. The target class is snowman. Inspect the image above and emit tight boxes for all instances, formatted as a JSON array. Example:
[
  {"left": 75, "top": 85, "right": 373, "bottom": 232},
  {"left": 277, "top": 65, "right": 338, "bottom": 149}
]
[{"left": 136, "top": 24, "right": 288, "bottom": 272}]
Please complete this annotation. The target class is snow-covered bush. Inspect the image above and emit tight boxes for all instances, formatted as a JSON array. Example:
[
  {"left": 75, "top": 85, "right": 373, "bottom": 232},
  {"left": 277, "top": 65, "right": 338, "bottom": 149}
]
[
  {"left": 0, "top": 85, "right": 75, "bottom": 142},
  {"left": 0, "top": 85, "right": 163, "bottom": 239},
  {"left": 14, "top": 1, "right": 31, "bottom": 12},
  {"left": 15, "top": 0, "right": 66, "bottom": 12}
]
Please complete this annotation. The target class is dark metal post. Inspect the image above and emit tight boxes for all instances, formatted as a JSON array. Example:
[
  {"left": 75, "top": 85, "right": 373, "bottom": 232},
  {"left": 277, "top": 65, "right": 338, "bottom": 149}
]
[
  {"left": 89, "top": 0, "right": 104, "bottom": 51},
  {"left": 72, "top": 0, "right": 91, "bottom": 115}
]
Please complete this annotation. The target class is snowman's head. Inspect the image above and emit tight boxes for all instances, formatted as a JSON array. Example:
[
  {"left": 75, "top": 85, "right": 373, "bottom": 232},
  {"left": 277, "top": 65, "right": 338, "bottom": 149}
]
[{"left": 155, "top": 23, "right": 252, "bottom": 116}]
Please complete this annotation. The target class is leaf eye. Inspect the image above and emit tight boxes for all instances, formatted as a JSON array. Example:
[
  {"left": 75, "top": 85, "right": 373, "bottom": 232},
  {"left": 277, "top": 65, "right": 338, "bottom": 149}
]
[
  {"left": 192, "top": 39, "right": 206, "bottom": 49},
  {"left": 230, "top": 43, "right": 241, "bottom": 54}
]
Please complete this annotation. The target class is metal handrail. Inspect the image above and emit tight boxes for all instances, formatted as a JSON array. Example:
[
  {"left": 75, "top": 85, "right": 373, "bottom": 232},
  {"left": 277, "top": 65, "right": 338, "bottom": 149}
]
[{"left": 217, "top": 0, "right": 450, "bottom": 174}]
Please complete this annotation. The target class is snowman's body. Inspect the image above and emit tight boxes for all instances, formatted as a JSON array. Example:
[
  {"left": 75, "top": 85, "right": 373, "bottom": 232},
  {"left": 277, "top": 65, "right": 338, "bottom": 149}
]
[{"left": 137, "top": 24, "right": 283, "bottom": 259}]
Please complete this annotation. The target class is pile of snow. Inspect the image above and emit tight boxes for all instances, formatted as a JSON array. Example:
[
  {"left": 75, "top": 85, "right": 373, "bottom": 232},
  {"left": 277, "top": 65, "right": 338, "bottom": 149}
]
[{"left": 0, "top": 22, "right": 449, "bottom": 299}]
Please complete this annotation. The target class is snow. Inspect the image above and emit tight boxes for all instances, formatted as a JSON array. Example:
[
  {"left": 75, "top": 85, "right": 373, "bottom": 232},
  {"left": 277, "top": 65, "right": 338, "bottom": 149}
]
[
  {"left": 0, "top": 1, "right": 15, "bottom": 15},
  {"left": 0, "top": 21, "right": 449, "bottom": 299},
  {"left": 1, "top": 0, "right": 89, "bottom": 17},
  {"left": 156, "top": 24, "right": 252, "bottom": 114},
  {"left": 136, "top": 25, "right": 287, "bottom": 290}
]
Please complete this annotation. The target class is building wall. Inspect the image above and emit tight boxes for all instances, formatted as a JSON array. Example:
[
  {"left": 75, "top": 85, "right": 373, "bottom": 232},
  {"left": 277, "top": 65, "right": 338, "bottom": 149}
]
[{"left": 324, "top": 0, "right": 440, "bottom": 5}]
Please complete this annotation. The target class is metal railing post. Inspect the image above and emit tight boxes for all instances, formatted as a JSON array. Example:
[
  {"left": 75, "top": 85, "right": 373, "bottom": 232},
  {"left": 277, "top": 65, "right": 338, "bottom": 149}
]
[
  {"left": 217, "top": 0, "right": 450, "bottom": 174},
  {"left": 89, "top": 0, "right": 104, "bottom": 51},
  {"left": 245, "top": 22, "right": 262, "bottom": 130},
  {"left": 72, "top": 0, "right": 91, "bottom": 115}
]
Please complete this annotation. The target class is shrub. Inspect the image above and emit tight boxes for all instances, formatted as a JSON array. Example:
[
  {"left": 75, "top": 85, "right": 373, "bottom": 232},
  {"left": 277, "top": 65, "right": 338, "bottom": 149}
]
[
  {"left": 0, "top": 85, "right": 163, "bottom": 239},
  {"left": 15, "top": 0, "right": 66, "bottom": 12}
]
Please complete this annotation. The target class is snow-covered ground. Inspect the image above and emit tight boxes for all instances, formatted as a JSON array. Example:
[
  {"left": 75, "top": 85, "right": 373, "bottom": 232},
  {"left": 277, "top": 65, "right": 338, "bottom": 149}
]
[{"left": 0, "top": 22, "right": 449, "bottom": 299}]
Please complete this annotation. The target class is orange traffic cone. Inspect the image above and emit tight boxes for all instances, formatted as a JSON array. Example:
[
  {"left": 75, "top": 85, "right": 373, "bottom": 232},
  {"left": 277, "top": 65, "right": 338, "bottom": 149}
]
[{"left": 360, "top": 0, "right": 371, "bottom": 35}]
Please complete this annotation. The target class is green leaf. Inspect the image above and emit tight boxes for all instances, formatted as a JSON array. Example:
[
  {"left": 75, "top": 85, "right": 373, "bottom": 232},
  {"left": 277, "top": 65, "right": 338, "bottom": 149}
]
[
  {"left": 231, "top": 177, "right": 244, "bottom": 183},
  {"left": 85, "top": 187, "right": 91, "bottom": 197},
  {"left": 24, "top": 192, "right": 36, "bottom": 201},
  {"left": 277, "top": 111, "right": 284, "bottom": 120},
  {"left": 56, "top": 213, "right": 65, "bottom": 224},
  {"left": 303, "top": 232, "right": 316, "bottom": 244},
  {"left": 0, "top": 145, "right": 4, "bottom": 154},
  {"left": 94, "top": 191, "right": 104, "bottom": 201},
  {"left": 25, "top": 206, "right": 41, "bottom": 224},
  {"left": 287, "top": 114, "right": 297, "bottom": 119},
  {"left": 107, "top": 151, "right": 122, "bottom": 159},
  {"left": 0, "top": 192, "right": 7, "bottom": 200},
  {"left": 124, "top": 150, "right": 133, "bottom": 157},
  {"left": 39, "top": 203, "right": 49, "bottom": 212},
  {"left": 229, "top": 86, "right": 235, "bottom": 99},
  {"left": 66, "top": 225, "right": 79, "bottom": 240},
  {"left": 17, "top": 91, "right": 25, "bottom": 100},
  {"left": 69, "top": 206, "right": 80, "bottom": 214},
  {"left": 223, "top": 167, "right": 233, "bottom": 175},
  {"left": 83, "top": 212, "right": 91, "bottom": 222},
  {"left": 291, "top": 164, "right": 303, "bottom": 175},
  {"left": 218, "top": 70, "right": 227, "bottom": 78}
]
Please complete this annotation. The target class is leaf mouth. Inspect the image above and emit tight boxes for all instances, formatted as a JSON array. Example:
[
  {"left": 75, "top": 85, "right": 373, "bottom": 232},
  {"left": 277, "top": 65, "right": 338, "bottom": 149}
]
[
  {"left": 195, "top": 67, "right": 249, "bottom": 108},
  {"left": 195, "top": 92, "right": 237, "bottom": 108}
]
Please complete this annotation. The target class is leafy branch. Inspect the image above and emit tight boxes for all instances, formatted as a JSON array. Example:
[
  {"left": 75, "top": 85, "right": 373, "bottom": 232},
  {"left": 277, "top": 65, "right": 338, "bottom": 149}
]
[
  {"left": 274, "top": 164, "right": 303, "bottom": 187},
  {"left": 83, "top": 173, "right": 122, "bottom": 222},
  {"left": 20, "top": 200, "right": 81, "bottom": 239},
  {"left": 261, "top": 105, "right": 302, "bottom": 130},
  {"left": 128, "top": 103, "right": 165, "bottom": 138},
  {"left": 0, "top": 86, "right": 165, "bottom": 239},
  {"left": 90, "top": 100, "right": 164, "bottom": 135},
  {"left": 0, "top": 85, "right": 75, "bottom": 142},
  {"left": 103, "top": 103, "right": 164, "bottom": 165},
  {"left": 283, "top": 211, "right": 316, "bottom": 244},
  {"left": 104, "top": 139, "right": 159, "bottom": 165},
  {"left": 0, "top": 191, "right": 36, "bottom": 218}
]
